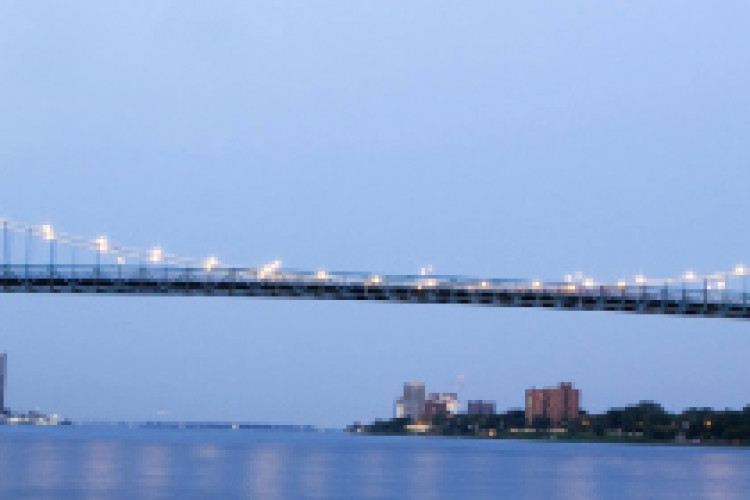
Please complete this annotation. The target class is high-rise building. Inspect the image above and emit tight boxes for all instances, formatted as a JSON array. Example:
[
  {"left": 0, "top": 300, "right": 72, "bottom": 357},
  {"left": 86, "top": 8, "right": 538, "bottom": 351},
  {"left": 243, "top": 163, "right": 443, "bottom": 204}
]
[
  {"left": 394, "top": 381, "right": 426, "bottom": 421},
  {"left": 525, "top": 382, "right": 580, "bottom": 426},
  {"left": 424, "top": 392, "right": 459, "bottom": 420},
  {"left": 0, "top": 353, "right": 5, "bottom": 413},
  {"left": 467, "top": 400, "right": 496, "bottom": 415}
]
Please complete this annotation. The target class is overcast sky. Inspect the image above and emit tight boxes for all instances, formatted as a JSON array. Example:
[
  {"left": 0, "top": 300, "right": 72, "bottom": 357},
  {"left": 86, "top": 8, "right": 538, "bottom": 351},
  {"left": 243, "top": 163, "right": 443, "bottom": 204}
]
[{"left": 1, "top": 1, "right": 749, "bottom": 427}]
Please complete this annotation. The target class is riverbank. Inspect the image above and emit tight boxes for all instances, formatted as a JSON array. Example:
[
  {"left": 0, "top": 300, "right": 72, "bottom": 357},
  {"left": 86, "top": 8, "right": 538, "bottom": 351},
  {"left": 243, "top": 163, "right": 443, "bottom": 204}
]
[
  {"left": 349, "top": 401, "right": 750, "bottom": 447},
  {"left": 348, "top": 425, "right": 750, "bottom": 447}
]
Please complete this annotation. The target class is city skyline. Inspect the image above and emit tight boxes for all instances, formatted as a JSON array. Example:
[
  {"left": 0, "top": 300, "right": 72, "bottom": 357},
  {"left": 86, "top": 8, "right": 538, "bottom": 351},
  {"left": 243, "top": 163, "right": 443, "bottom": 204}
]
[{"left": 1, "top": 1, "right": 749, "bottom": 427}]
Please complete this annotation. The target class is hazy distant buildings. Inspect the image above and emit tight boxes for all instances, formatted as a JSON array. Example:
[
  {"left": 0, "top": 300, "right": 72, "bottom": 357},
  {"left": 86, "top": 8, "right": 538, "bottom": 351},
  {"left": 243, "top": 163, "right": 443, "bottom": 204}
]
[
  {"left": 525, "top": 382, "right": 580, "bottom": 426},
  {"left": 395, "top": 382, "right": 461, "bottom": 422},
  {"left": 425, "top": 393, "right": 459, "bottom": 420},
  {"left": 467, "top": 400, "right": 496, "bottom": 415},
  {"left": 387, "top": 379, "right": 583, "bottom": 430},
  {"left": 0, "top": 353, "right": 5, "bottom": 413},
  {"left": 0, "top": 353, "right": 67, "bottom": 426},
  {"left": 395, "top": 382, "right": 426, "bottom": 421}
]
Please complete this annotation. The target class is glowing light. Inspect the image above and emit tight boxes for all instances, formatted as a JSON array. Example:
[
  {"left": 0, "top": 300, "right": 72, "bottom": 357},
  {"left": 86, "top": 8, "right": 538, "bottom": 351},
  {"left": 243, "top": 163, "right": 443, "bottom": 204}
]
[
  {"left": 117, "top": 256, "right": 124, "bottom": 266},
  {"left": 149, "top": 246, "right": 163, "bottom": 263},
  {"left": 683, "top": 270, "right": 696, "bottom": 281},
  {"left": 425, "top": 279, "right": 437, "bottom": 287},
  {"left": 257, "top": 260, "right": 282, "bottom": 279},
  {"left": 617, "top": 280, "right": 627, "bottom": 288},
  {"left": 734, "top": 265, "right": 747, "bottom": 276},
  {"left": 532, "top": 280, "right": 542, "bottom": 289},
  {"left": 480, "top": 281, "right": 489, "bottom": 288},
  {"left": 717, "top": 281, "right": 726, "bottom": 290},
  {"left": 635, "top": 275, "right": 646, "bottom": 285},
  {"left": 315, "top": 270, "right": 328, "bottom": 280},
  {"left": 419, "top": 265, "right": 433, "bottom": 276},
  {"left": 370, "top": 275, "right": 383, "bottom": 285},
  {"left": 565, "top": 284, "right": 577, "bottom": 292},
  {"left": 583, "top": 278, "right": 594, "bottom": 288},
  {"left": 204, "top": 256, "right": 219, "bottom": 272},
  {"left": 41, "top": 224, "right": 55, "bottom": 241},
  {"left": 95, "top": 236, "right": 108, "bottom": 253}
]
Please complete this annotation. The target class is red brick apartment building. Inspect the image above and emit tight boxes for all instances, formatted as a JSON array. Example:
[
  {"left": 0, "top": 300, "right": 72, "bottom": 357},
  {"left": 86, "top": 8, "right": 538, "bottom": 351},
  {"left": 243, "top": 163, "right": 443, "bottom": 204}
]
[{"left": 525, "top": 382, "right": 580, "bottom": 426}]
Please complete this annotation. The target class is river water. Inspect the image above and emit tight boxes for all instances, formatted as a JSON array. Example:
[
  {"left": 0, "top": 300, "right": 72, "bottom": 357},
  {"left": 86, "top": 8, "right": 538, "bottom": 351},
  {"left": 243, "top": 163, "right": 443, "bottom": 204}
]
[{"left": 0, "top": 426, "right": 747, "bottom": 499}]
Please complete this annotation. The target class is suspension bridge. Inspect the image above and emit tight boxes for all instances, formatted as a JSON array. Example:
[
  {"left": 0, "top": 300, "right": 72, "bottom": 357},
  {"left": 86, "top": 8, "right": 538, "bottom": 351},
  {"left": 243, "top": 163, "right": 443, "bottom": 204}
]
[{"left": 1, "top": 217, "right": 748, "bottom": 320}]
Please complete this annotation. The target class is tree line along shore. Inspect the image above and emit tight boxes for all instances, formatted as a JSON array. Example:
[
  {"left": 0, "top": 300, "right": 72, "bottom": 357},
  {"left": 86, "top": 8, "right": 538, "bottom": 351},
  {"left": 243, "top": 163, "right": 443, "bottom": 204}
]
[{"left": 348, "top": 401, "right": 750, "bottom": 446}]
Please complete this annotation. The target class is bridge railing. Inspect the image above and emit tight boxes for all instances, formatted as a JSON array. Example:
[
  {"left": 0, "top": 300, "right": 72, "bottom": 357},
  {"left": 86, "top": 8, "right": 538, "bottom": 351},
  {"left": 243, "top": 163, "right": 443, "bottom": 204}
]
[{"left": 1, "top": 264, "right": 747, "bottom": 307}]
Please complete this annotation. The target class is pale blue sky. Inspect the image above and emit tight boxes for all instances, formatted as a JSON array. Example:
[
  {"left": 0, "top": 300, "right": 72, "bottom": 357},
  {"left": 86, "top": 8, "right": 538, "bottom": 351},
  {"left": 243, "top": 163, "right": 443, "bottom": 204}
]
[{"left": 1, "top": 2, "right": 749, "bottom": 426}]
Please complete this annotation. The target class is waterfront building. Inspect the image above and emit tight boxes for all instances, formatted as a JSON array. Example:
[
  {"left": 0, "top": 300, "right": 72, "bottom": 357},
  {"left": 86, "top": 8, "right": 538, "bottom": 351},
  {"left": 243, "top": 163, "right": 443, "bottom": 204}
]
[
  {"left": 424, "top": 393, "right": 459, "bottom": 420},
  {"left": 525, "top": 382, "right": 580, "bottom": 426},
  {"left": 394, "top": 381, "right": 426, "bottom": 421},
  {"left": 467, "top": 400, "right": 496, "bottom": 415},
  {"left": 394, "top": 399, "right": 405, "bottom": 418},
  {"left": 0, "top": 353, "right": 5, "bottom": 413}
]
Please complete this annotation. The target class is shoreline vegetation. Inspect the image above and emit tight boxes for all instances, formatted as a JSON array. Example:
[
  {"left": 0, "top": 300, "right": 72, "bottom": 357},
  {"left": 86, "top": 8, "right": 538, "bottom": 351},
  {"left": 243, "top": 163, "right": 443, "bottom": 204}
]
[{"left": 347, "top": 401, "right": 750, "bottom": 447}]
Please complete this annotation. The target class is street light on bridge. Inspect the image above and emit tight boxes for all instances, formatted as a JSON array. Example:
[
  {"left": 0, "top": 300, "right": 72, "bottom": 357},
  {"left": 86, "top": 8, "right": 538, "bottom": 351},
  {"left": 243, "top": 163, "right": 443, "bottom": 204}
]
[
  {"left": 149, "top": 246, "right": 163, "bottom": 264},
  {"left": 41, "top": 224, "right": 54, "bottom": 241},
  {"left": 94, "top": 236, "right": 108, "bottom": 278},
  {"left": 41, "top": 224, "right": 55, "bottom": 275},
  {"left": 733, "top": 265, "right": 748, "bottom": 305},
  {"left": 95, "top": 236, "right": 108, "bottom": 254},
  {"left": 204, "top": 256, "right": 219, "bottom": 272}
]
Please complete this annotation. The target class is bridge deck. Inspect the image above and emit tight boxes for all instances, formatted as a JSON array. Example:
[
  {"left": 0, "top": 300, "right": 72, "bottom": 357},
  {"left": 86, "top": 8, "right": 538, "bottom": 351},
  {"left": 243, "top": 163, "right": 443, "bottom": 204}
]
[{"left": 1, "top": 266, "right": 747, "bottom": 320}]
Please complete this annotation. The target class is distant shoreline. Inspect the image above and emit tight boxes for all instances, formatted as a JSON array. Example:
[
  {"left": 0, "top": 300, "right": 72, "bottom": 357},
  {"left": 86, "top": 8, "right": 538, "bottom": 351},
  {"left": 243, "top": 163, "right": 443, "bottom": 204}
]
[
  {"left": 348, "top": 428, "right": 750, "bottom": 448},
  {"left": 0, "top": 420, "right": 336, "bottom": 432}
]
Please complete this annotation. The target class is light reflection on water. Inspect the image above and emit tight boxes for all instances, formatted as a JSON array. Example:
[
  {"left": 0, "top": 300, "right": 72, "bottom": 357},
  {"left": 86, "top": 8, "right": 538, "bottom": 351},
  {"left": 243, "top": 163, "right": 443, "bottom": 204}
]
[
  {"left": 137, "top": 443, "right": 170, "bottom": 498},
  {"left": 409, "top": 448, "right": 442, "bottom": 500},
  {"left": 84, "top": 440, "right": 118, "bottom": 497},
  {"left": 192, "top": 443, "right": 224, "bottom": 493},
  {"left": 29, "top": 440, "right": 62, "bottom": 491},
  {"left": 359, "top": 448, "right": 386, "bottom": 498},
  {"left": 0, "top": 427, "right": 749, "bottom": 499},
  {"left": 699, "top": 452, "right": 743, "bottom": 500},
  {"left": 248, "top": 443, "right": 284, "bottom": 498},
  {"left": 556, "top": 455, "right": 597, "bottom": 500},
  {"left": 299, "top": 449, "right": 330, "bottom": 498}
]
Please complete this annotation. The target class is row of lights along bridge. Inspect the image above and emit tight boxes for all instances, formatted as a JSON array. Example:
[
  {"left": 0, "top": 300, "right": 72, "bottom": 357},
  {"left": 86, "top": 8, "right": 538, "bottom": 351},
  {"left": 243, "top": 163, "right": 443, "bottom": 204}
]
[{"left": 2, "top": 218, "right": 748, "bottom": 294}]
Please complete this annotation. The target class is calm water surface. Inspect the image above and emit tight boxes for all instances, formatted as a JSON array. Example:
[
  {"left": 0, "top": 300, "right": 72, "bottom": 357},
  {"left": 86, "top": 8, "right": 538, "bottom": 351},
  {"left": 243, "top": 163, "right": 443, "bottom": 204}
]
[{"left": 0, "top": 426, "right": 748, "bottom": 499}]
